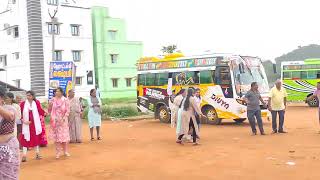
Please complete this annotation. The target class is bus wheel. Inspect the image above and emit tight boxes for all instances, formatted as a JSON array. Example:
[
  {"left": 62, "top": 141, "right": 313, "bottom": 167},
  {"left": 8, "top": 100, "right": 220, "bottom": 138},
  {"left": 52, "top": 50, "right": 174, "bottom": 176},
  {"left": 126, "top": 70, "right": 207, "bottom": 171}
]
[
  {"left": 157, "top": 106, "right": 170, "bottom": 123},
  {"left": 307, "top": 96, "right": 319, "bottom": 107},
  {"left": 233, "top": 118, "right": 246, "bottom": 123},
  {"left": 204, "top": 107, "right": 222, "bottom": 125}
]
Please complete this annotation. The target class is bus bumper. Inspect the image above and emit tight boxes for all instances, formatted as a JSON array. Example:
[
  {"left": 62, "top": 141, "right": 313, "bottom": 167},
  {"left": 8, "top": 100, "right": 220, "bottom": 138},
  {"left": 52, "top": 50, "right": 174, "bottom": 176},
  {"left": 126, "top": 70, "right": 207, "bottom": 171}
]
[{"left": 261, "top": 110, "right": 270, "bottom": 118}]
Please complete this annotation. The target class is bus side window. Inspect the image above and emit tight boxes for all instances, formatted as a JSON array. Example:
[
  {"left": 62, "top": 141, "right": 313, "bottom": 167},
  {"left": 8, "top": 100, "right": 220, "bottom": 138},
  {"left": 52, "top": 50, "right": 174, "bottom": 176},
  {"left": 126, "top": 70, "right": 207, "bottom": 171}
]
[
  {"left": 200, "top": 70, "right": 214, "bottom": 84},
  {"left": 317, "top": 71, "right": 320, "bottom": 79},
  {"left": 155, "top": 73, "right": 169, "bottom": 86},
  {"left": 146, "top": 73, "right": 156, "bottom": 86},
  {"left": 194, "top": 71, "right": 200, "bottom": 84},
  {"left": 138, "top": 74, "right": 146, "bottom": 85},
  {"left": 215, "top": 67, "right": 231, "bottom": 85}
]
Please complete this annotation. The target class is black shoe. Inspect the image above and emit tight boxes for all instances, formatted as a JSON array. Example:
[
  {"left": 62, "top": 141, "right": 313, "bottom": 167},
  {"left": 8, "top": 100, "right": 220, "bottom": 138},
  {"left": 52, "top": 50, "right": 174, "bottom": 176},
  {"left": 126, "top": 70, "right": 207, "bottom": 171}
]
[{"left": 278, "top": 130, "right": 287, "bottom": 133}]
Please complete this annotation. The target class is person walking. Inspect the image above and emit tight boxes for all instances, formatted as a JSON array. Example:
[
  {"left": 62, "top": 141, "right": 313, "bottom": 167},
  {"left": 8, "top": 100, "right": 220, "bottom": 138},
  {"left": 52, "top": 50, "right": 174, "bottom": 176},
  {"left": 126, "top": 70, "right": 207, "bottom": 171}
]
[
  {"left": 170, "top": 89, "right": 186, "bottom": 128},
  {"left": 177, "top": 88, "right": 204, "bottom": 145},
  {"left": 5, "top": 93, "right": 21, "bottom": 140},
  {"left": 244, "top": 82, "right": 267, "bottom": 136},
  {"left": 88, "top": 89, "right": 102, "bottom": 141},
  {"left": 19, "top": 91, "right": 46, "bottom": 162},
  {"left": 48, "top": 87, "right": 71, "bottom": 159},
  {"left": 268, "top": 80, "right": 288, "bottom": 134},
  {"left": 68, "top": 89, "right": 82, "bottom": 143},
  {"left": 15, "top": 95, "right": 23, "bottom": 145},
  {"left": 194, "top": 88, "right": 202, "bottom": 129},
  {"left": 0, "top": 86, "right": 20, "bottom": 180}
]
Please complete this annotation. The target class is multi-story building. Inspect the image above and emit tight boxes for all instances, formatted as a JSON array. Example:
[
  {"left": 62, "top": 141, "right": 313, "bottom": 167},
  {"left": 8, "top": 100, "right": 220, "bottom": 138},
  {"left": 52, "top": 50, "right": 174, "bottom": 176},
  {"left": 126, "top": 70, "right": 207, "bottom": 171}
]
[
  {"left": 92, "top": 7, "right": 143, "bottom": 99},
  {"left": 0, "top": 0, "right": 95, "bottom": 98}
]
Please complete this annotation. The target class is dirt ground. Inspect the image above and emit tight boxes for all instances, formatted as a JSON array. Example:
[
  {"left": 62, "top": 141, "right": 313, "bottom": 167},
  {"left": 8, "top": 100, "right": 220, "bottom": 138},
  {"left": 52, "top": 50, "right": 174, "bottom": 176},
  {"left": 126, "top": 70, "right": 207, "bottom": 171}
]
[{"left": 20, "top": 104, "right": 320, "bottom": 180}]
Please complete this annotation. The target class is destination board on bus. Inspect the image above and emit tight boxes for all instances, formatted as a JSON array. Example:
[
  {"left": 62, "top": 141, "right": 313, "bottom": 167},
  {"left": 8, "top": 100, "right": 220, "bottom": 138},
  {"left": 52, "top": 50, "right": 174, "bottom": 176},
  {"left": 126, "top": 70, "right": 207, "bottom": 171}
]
[{"left": 137, "top": 57, "right": 227, "bottom": 71}]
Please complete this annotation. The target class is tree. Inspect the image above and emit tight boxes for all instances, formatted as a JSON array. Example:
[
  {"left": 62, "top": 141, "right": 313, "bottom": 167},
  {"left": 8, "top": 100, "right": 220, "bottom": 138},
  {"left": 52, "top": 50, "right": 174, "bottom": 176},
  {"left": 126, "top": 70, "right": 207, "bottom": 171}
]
[
  {"left": 263, "top": 44, "right": 320, "bottom": 85},
  {"left": 161, "top": 45, "right": 178, "bottom": 54}
]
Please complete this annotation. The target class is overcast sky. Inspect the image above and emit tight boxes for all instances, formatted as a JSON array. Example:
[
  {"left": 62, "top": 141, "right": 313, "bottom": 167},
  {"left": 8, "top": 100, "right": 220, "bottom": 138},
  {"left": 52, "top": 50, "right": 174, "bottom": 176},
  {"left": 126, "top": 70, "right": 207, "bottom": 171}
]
[{"left": 91, "top": 0, "right": 320, "bottom": 61}]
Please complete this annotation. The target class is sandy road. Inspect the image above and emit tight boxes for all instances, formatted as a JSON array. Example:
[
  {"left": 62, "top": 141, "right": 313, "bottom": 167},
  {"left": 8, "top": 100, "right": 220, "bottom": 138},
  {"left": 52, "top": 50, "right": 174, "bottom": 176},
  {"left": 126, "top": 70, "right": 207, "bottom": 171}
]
[{"left": 20, "top": 105, "right": 320, "bottom": 180}]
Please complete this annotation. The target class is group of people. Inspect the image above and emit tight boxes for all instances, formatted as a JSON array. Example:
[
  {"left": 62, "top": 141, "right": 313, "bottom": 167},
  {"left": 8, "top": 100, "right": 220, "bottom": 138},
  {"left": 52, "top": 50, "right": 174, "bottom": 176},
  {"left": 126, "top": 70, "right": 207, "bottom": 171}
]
[
  {"left": 244, "top": 80, "right": 288, "bottom": 136},
  {"left": 0, "top": 86, "right": 103, "bottom": 180},
  {"left": 171, "top": 88, "right": 204, "bottom": 145}
]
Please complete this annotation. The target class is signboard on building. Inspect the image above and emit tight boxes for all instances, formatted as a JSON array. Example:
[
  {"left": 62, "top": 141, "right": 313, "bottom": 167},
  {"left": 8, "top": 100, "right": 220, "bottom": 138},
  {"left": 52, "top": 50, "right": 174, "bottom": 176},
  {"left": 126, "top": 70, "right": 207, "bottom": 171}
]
[{"left": 48, "top": 61, "right": 76, "bottom": 100}]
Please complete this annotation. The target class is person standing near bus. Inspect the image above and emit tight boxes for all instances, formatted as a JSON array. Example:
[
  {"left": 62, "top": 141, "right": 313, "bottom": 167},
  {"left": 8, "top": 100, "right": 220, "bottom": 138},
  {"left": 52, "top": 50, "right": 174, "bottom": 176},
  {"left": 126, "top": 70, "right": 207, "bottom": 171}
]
[
  {"left": 307, "top": 82, "right": 320, "bottom": 133},
  {"left": 170, "top": 89, "right": 186, "bottom": 128},
  {"left": 268, "top": 80, "right": 288, "bottom": 134},
  {"left": 244, "top": 82, "right": 267, "bottom": 136},
  {"left": 177, "top": 88, "right": 205, "bottom": 145}
]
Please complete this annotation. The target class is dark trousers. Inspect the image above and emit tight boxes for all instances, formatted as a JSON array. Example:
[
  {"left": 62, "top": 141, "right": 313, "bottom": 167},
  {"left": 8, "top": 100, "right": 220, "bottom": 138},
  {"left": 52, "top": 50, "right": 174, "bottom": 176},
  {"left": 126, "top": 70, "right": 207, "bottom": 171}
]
[
  {"left": 247, "top": 109, "right": 264, "bottom": 134},
  {"left": 189, "top": 120, "right": 197, "bottom": 143},
  {"left": 271, "top": 110, "right": 285, "bottom": 132},
  {"left": 17, "top": 124, "right": 22, "bottom": 149}
]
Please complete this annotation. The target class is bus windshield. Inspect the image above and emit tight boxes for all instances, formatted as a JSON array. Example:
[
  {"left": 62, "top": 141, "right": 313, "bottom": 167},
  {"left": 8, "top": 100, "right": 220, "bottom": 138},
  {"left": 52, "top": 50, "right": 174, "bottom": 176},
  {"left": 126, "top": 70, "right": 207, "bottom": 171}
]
[{"left": 234, "top": 58, "right": 269, "bottom": 95}]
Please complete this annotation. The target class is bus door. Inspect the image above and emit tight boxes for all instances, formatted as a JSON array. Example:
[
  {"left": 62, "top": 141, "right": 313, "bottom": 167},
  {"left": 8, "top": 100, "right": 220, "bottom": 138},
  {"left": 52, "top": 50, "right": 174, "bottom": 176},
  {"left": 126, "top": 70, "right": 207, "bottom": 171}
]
[{"left": 215, "top": 66, "right": 233, "bottom": 98}]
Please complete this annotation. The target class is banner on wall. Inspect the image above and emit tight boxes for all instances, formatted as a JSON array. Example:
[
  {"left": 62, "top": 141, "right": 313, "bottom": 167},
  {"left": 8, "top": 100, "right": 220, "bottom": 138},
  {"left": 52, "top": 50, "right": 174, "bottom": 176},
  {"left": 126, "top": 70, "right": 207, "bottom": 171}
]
[{"left": 48, "top": 61, "right": 76, "bottom": 100}]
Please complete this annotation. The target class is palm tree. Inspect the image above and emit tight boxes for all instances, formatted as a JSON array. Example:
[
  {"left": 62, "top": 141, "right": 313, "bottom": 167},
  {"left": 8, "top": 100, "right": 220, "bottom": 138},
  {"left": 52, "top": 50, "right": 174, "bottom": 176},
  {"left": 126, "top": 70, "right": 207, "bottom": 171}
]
[{"left": 161, "top": 45, "right": 177, "bottom": 54}]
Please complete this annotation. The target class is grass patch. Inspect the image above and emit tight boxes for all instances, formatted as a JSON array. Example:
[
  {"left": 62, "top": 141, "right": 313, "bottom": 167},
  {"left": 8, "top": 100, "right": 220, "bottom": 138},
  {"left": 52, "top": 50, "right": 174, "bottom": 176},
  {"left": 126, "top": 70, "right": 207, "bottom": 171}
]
[{"left": 101, "top": 98, "right": 136, "bottom": 105}]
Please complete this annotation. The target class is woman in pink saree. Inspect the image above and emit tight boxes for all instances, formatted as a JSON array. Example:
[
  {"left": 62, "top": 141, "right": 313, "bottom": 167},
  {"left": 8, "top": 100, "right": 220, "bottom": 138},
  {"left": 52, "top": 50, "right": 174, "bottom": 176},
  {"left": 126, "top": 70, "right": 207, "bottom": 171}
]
[{"left": 48, "top": 87, "right": 70, "bottom": 159}]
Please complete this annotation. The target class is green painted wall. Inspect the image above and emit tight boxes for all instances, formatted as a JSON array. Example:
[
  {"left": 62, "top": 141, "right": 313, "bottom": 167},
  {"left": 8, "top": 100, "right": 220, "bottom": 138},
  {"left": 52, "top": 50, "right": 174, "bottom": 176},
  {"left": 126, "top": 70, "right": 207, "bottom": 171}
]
[{"left": 92, "top": 7, "right": 143, "bottom": 99}]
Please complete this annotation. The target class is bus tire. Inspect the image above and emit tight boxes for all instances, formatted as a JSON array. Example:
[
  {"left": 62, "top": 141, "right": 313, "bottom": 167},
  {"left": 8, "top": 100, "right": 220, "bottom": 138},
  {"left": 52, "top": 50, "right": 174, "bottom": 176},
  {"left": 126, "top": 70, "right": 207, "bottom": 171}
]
[
  {"left": 233, "top": 118, "right": 246, "bottom": 123},
  {"left": 307, "top": 96, "right": 319, "bottom": 107},
  {"left": 157, "top": 105, "right": 171, "bottom": 123},
  {"left": 203, "top": 106, "right": 222, "bottom": 125}
]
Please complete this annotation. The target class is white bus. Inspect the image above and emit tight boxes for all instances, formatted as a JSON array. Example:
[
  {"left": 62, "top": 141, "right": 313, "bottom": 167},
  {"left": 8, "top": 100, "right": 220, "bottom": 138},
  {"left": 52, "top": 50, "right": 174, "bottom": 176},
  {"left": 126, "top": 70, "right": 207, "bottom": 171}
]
[{"left": 137, "top": 53, "right": 270, "bottom": 124}]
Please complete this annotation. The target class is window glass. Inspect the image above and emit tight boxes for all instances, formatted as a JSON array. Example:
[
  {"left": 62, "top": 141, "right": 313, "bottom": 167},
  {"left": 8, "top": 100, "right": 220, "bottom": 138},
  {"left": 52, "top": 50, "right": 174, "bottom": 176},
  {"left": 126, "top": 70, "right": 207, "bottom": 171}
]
[
  {"left": 155, "top": 73, "right": 168, "bottom": 86},
  {"left": 291, "top": 71, "right": 301, "bottom": 79},
  {"left": 307, "top": 71, "right": 316, "bottom": 79},
  {"left": 283, "top": 72, "right": 291, "bottom": 79},
  {"left": 215, "top": 67, "right": 231, "bottom": 85},
  {"left": 173, "top": 71, "right": 199, "bottom": 85},
  {"left": 301, "top": 71, "right": 308, "bottom": 79},
  {"left": 200, "top": 70, "right": 214, "bottom": 84},
  {"left": 145, "top": 73, "right": 155, "bottom": 86},
  {"left": 138, "top": 74, "right": 145, "bottom": 85}
]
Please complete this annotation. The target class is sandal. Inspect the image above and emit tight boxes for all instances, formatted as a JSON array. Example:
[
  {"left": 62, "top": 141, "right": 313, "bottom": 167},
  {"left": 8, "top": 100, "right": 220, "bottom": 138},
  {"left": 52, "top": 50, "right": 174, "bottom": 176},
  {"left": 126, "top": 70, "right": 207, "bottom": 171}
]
[
  {"left": 176, "top": 140, "right": 184, "bottom": 145},
  {"left": 21, "top": 156, "right": 27, "bottom": 162},
  {"left": 97, "top": 137, "right": 102, "bottom": 140},
  {"left": 55, "top": 152, "right": 61, "bottom": 159},
  {"left": 64, "top": 152, "right": 71, "bottom": 157},
  {"left": 36, "top": 154, "right": 42, "bottom": 160},
  {"left": 91, "top": 138, "right": 95, "bottom": 141}
]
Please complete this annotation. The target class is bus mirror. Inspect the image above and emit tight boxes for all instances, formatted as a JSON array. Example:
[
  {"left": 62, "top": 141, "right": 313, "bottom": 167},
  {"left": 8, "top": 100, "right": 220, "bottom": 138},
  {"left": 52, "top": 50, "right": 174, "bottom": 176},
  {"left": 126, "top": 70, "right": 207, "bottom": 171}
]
[{"left": 273, "top": 64, "right": 277, "bottom": 73}]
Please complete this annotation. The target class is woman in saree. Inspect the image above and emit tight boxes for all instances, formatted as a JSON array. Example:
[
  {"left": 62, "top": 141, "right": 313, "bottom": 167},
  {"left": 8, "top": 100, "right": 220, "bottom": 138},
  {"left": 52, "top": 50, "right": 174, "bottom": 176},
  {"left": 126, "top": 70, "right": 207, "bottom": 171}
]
[{"left": 0, "top": 86, "right": 20, "bottom": 180}]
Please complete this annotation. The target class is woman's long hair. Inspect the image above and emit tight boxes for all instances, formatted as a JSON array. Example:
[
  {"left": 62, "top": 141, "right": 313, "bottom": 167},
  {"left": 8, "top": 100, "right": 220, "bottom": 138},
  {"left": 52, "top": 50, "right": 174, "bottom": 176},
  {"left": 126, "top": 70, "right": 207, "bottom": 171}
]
[
  {"left": 183, "top": 88, "right": 194, "bottom": 111},
  {"left": 176, "top": 89, "right": 186, "bottom": 96},
  {"left": 5, "top": 92, "right": 16, "bottom": 104}
]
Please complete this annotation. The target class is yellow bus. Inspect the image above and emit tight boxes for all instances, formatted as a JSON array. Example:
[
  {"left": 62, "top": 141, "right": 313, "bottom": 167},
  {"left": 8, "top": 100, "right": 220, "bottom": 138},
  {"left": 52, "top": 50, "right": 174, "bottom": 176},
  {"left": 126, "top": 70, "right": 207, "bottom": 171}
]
[{"left": 137, "top": 53, "right": 270, "bottom": 124}]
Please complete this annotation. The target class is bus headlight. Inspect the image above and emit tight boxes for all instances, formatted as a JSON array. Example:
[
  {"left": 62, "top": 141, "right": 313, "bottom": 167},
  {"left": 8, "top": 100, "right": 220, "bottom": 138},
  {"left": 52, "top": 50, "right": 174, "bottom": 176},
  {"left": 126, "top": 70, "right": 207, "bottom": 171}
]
[{"left": 239, "top": 107, "right": 246, "bottom": 114}]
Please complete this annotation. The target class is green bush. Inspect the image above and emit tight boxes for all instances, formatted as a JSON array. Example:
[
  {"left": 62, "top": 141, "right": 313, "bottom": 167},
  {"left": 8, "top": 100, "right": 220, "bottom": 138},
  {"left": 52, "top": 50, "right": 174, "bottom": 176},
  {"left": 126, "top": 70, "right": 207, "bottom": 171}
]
[
  {"left": 41, "top": 102, "right": 48, "bottom": 109},
  {"left": 101, "top": 98, "right": 136, "bottom": 105},
  {"left": 82, "top": 105, "right": 139, "bottom": 119},
  {"left": 104, "top": 105, "right": 139, "bottom": 118}
]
